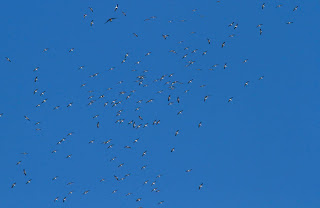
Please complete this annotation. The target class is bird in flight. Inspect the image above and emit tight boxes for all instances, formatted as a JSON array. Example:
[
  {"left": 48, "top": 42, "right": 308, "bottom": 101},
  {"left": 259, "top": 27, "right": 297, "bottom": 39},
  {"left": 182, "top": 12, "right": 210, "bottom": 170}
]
[
  {"left": 105, "top": 18, "right": 116, "bottom": 23},
  {"left": 114, "top": 4, "right": 119, "bottom": 11},
  {"left": 162, "top": 34, "right": 169, "bottom": 39}
]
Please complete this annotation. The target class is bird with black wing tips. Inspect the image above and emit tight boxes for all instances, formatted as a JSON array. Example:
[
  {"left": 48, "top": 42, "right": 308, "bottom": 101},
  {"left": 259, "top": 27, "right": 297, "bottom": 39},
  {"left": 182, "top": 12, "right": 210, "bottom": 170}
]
[
  {"left": 228, "top": 97, "right": 233, "bottom": 102},
  {"left": 175, "top": 130, "right": 179, "bottom": 136},
  {"left": 293, "top": 6, "right": 298, "bottom": 11},
  {"left": 114, "top": 4, "right": 118, "bottom": 11},
  {"left": 244, "top": 81, "right": 249, "bottom": 87},
  {"left": 199, "top": 183, "right": 204, "bottom": 190},
  {"left": 11, "top": 182, "right": 16, "bottom": 188}
]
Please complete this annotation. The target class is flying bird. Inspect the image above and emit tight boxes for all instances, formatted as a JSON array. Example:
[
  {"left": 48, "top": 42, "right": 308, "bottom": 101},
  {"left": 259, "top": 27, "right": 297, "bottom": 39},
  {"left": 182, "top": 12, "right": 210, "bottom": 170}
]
[{"left": 105, "top": 18, "right": 116, "bottom": 23}]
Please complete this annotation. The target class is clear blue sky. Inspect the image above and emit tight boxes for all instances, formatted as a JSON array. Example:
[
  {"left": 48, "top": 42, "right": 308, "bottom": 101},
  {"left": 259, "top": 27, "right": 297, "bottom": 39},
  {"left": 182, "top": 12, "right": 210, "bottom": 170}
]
[{"left": 1, "top": 0, "right": 320, "bottom": 207}]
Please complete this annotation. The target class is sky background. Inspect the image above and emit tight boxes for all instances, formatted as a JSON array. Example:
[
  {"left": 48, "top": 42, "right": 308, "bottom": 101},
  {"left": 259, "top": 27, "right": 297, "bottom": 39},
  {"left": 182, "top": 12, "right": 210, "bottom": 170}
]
[{"left": 1, "top": 0, "right": 320, "bottom": 207}]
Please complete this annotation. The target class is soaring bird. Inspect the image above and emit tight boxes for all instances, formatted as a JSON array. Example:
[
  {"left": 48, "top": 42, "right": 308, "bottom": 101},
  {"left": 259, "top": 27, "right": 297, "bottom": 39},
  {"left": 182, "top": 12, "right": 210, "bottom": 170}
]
[
  {"left": 5, "top": 57, "right": 11, "bottom": 62},
  {"left": 105, "top": 18, "right": 116, "bottom": 23},
  {"left": 177, "top": 110, "right": 183, "bottom": 115},
  {"left": 11, "top": 182, "right": 16, "bottom": 188},
  {"left": 162, "top": 34, "right": 169, "bottom": 39},
  {"left": 224, "top": 63, "right": 227, "bottom": 69},
  {"left": 199, "top": 183, "right": 204, "bottom": 190},
  {"left": 198, "top": 122, "right": 202, "bottom": 128},
  {"left": 293, "top": 6, "right": 298, "bottom": 11},
  {"left": 114, "top": 4, "right": 119, "bottom": 11},
  {"left": 23, "top": 169, "right": 27, "bottom": 176},
  {"left": 175, "top": 130, "right": 179, "bottom": 136},
  {"left": 222, "top": 42, "right": 226, "bottom": 48},
  {"left": 228, "top": 97, "right": 233, "bottom": 102},
  {"left": 26, "top": 179, "right": 32, "bottom": 184},
  {"left": 186, "top": 169, "right": 192, "bottom": 172},
  {"left": 142, "top": 151, "right": 147, "bottom": 157},
  {"left": 262, "top": 3, "right": 265, "bottom": 9},
  {"left": 244, "top": 81, "right": 249, "bottom": 87},
  {"left": 83, "top": 190, "right": 90, "bottom": 195}
]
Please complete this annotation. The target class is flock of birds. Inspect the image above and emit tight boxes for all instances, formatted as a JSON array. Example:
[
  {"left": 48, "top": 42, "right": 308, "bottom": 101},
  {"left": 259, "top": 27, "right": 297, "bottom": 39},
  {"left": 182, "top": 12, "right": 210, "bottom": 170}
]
[{"left": 2, "top": 2, "right": 300, "bottom": 207}]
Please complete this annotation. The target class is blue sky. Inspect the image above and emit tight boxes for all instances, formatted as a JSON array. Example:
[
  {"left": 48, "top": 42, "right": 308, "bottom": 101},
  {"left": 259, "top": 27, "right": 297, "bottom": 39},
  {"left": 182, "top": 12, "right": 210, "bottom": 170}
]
[{"left": 1, "top": 0, "right": 320, "bottom": 207}]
